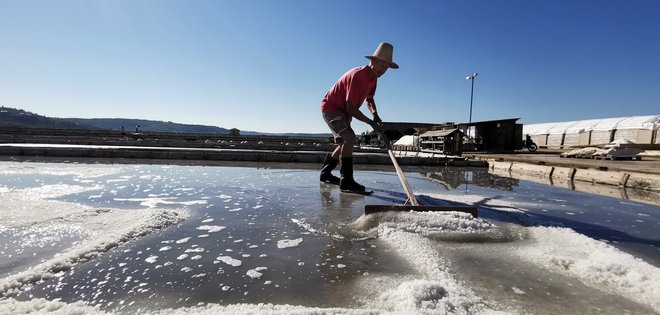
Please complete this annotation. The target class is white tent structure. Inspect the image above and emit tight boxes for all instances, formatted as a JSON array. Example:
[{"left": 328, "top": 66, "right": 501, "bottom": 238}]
[
  {"left": 614, "top": 116, "right": 659, "bottom": 144},
  {"left": 523, "top": 115, "right": 660, "bottom": 148}
]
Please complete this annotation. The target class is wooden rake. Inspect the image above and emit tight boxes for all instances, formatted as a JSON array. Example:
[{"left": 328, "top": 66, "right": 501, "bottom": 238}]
[{"left": 364, "top": 131, "right": 478, "bottom": 217}]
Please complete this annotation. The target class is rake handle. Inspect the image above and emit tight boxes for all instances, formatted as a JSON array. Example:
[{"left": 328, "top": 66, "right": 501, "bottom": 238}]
[{"left": 380, "top": 130, "right": 419, "bottom": 206}]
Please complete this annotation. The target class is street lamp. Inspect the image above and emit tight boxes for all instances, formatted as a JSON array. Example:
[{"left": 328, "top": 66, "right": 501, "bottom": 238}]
[{"left": 465, "top": 72, "right": 478, "bottom": 124}]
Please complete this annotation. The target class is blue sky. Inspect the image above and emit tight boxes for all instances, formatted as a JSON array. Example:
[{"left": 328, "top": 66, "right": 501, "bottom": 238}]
[{"left": 1, "top": 0, "right": 658, "bottom": 134}]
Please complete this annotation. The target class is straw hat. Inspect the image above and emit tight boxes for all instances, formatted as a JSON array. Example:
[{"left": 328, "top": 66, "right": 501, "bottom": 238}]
[{"left": 365, "top": 42, "right": 399, "bottom": 69}]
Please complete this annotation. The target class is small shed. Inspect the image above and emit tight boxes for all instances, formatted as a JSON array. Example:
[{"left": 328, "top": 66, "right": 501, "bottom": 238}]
[
  {"left": 419, "top": 129, "right": 463, "bottom": 155},
  {"left": 229, "top": 128, "right": 240, "bottom": 136},
  {"left": 460, "top": 118, "right": 521, "bottom": 151}
]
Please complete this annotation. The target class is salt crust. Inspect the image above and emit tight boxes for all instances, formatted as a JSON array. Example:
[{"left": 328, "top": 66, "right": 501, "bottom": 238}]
[
  {"left": 0, "top": 298, "right": 106, "bottom": 315},
  {"left": 0, "top": 163, "right": 121, "bottom": 178},
  {"left": 423, "top": 193, "right": 660, "bottom": 312},
  {"left": 296, "top": 211, "right": 498, "bottom": 314},
  {"left": 360, "top": 227, "right": 491, "bottom": 314},
  {"left": 0, "top": 298, "right": 385, "bottom": 315},
  {"left": 0, "top": 188, "right": 188, "bottom": 298},
  {"left": 421, "top": 193, "right": 660, "bottom": 313},
  {"left": 516, "top": 226, "right": 660, "bottom": 312},
  {"left": 342, "top": 210, "right": 496, "bottom": 242}
]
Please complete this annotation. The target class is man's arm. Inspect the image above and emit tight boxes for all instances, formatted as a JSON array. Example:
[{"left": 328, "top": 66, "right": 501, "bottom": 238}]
[
  {"left": 366, "top": 97, "right": 381, "bottom": 124},
  {"left": 345, "top": 101, "right": 372, "bottom": 124},
  {"left": 366, "top": 97, "right": 377, "bottom": 115},
  {"left": 345, "top": 102, "right": 380, "bottom": 132}
]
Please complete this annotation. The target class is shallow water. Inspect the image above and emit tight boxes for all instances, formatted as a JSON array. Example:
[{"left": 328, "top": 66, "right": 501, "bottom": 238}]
[
  {"left": 0, "top": 225, "right": 86, "bottom": 278},
  {"left": 1, "top": 161, "right": 658, "bottom": 314},
  {"left": 414, "top": 167, "right": 660, "bottom": 265}
]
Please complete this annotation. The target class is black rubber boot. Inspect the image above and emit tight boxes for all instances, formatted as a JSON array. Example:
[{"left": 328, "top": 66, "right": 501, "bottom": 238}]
[
  {"left": 339, "top": 157, "right": 365, "bottom": 192},
  {"left": 319, "top": 154, "right": 340, "bottom": 185}
]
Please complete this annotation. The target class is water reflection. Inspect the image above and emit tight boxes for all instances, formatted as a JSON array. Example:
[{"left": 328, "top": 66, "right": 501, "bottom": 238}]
[{"left": 419, "top": 166, "right": 658, "bottom": 206}]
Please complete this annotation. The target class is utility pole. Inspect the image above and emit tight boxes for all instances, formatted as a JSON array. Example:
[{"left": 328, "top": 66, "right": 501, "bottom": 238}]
[{"left": 465, "top": 72, "right": 478, "bottom": 124}]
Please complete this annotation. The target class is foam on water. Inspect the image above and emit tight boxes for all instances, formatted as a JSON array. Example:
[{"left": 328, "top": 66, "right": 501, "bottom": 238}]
[
  {"left": 246, "top": 269, "right": 263, "bottom": 279},
  {"left": 114, "top": 197, "right": 207, "bottom": 208},
  {"left": 276, "top": 238, "right": 303, "bottom": 249},
  {"left": 145, "top": 256, "right": 158, "bottom": 264},
  {"left": 215, "top": 256, "right": 242, "bottom": 267},
  {"left": 175, "top": 237, "right": 191, "bottom": 244},
  {"left": 196, "top": 225, "right": 225, "bottom": 233}
]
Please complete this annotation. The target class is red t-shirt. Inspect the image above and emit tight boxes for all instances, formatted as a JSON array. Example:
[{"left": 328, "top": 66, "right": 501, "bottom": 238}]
[{"left": 321, "top": 66, "right": 377, "bottom": 118}]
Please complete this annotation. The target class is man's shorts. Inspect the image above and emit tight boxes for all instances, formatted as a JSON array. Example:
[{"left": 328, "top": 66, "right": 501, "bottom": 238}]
[{"left": 322, "top": 111, "right": 354, "bottom": 144}]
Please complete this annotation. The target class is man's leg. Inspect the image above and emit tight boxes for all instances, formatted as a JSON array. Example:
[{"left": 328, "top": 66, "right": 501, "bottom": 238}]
[
  {"left": 321, "top": 111, "right": 363, "bottom": 191},
  {"left": 338, "top": 131, "right": 365, "bottom": 192},
  {"left": 320, "top": 145, "right": 341, "bottom": 185},
  {"left": 320, "top": 111, "right": 346, "bottom": 185},
  {"left": 331, "top": 145, "right": 341, "bottom": 159},
  {"left": 339, "top": 134, "right": 354, "bottom": 157}
]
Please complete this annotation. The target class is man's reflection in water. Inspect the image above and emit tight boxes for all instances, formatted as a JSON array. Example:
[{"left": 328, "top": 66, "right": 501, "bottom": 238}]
[
  {"left": 318, "top": 183, "right": 358, "bottom": 225},
  {"left": 316, "top": 184, "right": 378, "bottom": 305}
]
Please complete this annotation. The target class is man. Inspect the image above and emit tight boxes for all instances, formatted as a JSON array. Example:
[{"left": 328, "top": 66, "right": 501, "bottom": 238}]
[{"left": 320, "top": 42, "right": 399, "bottom": 193}]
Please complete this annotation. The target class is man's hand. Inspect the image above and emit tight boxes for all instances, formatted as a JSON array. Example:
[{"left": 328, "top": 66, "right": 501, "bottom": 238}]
[{"left": 373, "top": 112, "right": 382, "bottom": 125}]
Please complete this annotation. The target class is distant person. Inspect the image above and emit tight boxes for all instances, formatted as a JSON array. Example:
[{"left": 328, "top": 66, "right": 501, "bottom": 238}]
[
  {"left": 120, "top": 126, "right": 125, "bottom": 135},
  {"left": 135, "top": 125, "right": 141, "bottom": 133},
  {"left": 319, "top": 42, "right": 398, "bottom": 194}
]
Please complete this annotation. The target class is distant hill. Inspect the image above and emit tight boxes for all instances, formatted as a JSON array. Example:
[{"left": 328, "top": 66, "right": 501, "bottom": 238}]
[
  {"left": 65, "top": 118, "right": 230, "bottom": 134},
  {"left": 0, "top": 107, "right": 95, "bottom": 129},
  {"left": 0, "top": 106, "right": 330, "bottom": 138},
  {"left": 0, "top": 106, "right": 232, "bottom": 134}
]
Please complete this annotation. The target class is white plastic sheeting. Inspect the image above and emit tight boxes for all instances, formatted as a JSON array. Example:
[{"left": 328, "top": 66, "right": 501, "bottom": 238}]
[
  {"left": 524, "top": 115, "right": 660, "bottom": 135},
  {"left": 522, "top": 122, "right": 556, "bottom": 135},
  {"left": 616, "top": 116, "right": 660, "bottom": 130},
  {"left": 546, "top": 121, "right": 581, "bottom": 135}
]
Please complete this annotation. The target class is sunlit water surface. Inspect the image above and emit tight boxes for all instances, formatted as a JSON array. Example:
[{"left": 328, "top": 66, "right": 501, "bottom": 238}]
[{"left": 1, "top": 161, "right": 658, "bottom": 314}]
